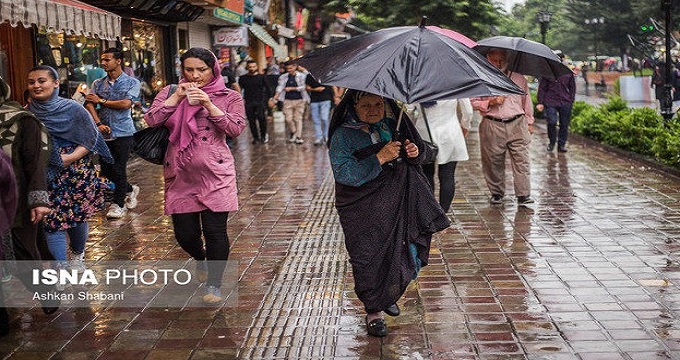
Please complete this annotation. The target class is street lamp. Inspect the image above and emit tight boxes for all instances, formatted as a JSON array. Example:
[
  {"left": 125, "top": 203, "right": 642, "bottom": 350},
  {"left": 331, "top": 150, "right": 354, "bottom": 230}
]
[
  {"left": 584, "top": 17, "right": 605, "bottom": 70},
  {"left": 536, "top": 10, "right": 552, "bottom": 44}
]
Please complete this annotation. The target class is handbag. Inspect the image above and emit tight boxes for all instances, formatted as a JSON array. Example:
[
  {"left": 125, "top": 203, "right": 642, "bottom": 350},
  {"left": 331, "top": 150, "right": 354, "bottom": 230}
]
[
  {"left": 420, "top": 107, "right": 439, "bottom": 164},
  {"left": 132, "top": 84, "right": 176, "bottom": 165},
  {"left": 133, "top": 126, "right": 169, "bottom": 165}
]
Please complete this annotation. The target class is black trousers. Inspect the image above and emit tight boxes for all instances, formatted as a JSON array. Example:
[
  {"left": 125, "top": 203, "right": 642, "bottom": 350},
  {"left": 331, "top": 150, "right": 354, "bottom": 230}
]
[
  {"left": 171, "top": 210, "right": 229, "bottom": 287},
  {"left": 422, "top": 161, "right": 458, "bottom": 213},
  {"left": 245, "top": 103, "right": 267, "bottom": 141},
  {"left": 101, "top": 136, "right": 134, "bottom": 207}
]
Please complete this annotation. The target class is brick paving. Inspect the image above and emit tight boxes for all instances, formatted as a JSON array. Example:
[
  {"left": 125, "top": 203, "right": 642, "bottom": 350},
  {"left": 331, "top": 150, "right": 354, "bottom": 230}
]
[{"left": 2, "top": 115, "right": 680, "bottom": 359}]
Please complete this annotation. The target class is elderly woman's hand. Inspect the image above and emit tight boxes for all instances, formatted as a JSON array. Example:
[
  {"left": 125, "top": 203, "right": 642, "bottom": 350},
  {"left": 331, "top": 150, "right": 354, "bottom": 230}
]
[
  {"left": 404, "top": 139, "right": 419, "bottom": 158},
  {"left": 376, "top": 141, "right": 402, "bottom": 165}
]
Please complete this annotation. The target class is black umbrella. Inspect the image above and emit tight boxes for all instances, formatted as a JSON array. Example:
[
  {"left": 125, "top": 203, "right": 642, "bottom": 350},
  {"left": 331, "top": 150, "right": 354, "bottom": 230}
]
[
  {"left": 474, "top": 36, "right": 572, "bottom": 80},
  {"left": 296, "top": 24, "right": 524, "bottom": 104}
]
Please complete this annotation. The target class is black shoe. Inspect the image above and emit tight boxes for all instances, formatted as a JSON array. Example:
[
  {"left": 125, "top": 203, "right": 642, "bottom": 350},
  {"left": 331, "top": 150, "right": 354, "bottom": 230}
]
[
  {"left": 365, "top": 316, "right": 387, "bottom": 337},
  {"left": 384, "top": 303, "right": 400, "bottom": 317},
  {"left": 557, "top": 145, "right": 567, "bottom": 153},
  {"left": 517, "top": 196, "right": 534, "bottom": 206},
  {"left": 490, "top": 194, "right": 503, "bottom": 204},
  {"left": 547, "top": 144, "right": 555, "bottom": 152}
]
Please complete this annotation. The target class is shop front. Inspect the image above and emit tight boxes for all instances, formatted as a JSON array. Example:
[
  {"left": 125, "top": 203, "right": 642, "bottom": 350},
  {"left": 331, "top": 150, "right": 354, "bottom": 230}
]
[{"left": 0, "top": 0, "right": 120, "bottom": 103}]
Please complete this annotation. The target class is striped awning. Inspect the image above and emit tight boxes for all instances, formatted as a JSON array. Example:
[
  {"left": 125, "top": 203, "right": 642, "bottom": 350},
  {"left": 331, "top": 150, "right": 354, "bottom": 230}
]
[
  {"left": 0, "top": 0, "right": 121, "bottom": 40},
  {"left": 248, "top": 23, "right": 287, "bottom": 61}
]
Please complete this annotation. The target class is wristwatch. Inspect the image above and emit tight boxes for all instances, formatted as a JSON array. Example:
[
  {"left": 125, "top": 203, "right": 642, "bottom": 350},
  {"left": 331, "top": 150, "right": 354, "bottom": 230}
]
[{"left": 99, "top": 98, "right": 108, "bottom": 104}]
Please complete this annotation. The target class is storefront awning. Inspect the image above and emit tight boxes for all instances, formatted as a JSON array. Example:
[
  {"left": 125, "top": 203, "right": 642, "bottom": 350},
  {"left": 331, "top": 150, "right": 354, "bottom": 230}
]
[
  {"left": 248, "top": 23, "right": 287, "bottom": 60},
  {"left": 0, "top": 0, "right": 121, "bottom": 40}
]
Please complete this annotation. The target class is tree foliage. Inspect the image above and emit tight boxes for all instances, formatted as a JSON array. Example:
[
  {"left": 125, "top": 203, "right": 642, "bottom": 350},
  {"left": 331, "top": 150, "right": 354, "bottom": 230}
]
[
  {"left": 320, "top": 0, "right": 501, "bottom": 40},
  {"left": 319, "top": 0, "right": 674, "bottom": 62}
]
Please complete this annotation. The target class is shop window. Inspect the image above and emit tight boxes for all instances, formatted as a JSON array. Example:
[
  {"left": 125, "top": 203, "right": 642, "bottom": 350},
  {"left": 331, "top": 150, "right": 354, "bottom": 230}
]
[{"left": 35, "top": 31, "right": 105, "bottom": 99}]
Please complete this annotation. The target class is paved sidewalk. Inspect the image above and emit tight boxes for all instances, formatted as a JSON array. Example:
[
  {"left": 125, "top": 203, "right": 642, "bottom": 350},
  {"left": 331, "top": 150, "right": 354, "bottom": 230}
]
[{"left": 2, "top": 117, "right": 680, "bottom": 359}]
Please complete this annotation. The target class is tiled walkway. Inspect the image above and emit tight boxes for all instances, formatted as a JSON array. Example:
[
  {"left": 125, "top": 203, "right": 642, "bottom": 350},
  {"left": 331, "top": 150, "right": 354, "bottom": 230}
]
[{"left": 2, "top": 116, "right": 680, "bottom": 359}]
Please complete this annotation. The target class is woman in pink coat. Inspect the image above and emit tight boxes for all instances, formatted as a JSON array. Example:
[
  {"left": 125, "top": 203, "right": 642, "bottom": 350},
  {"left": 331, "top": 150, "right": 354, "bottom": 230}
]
[{"left": 144, "top": 47, "right": 246, "bottom": 304}]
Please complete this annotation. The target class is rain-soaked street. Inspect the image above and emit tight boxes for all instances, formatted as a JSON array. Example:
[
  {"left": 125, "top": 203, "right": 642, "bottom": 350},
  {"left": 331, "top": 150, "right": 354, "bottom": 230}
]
[{"left": 2, "top": 114, "right": 680, "bottom": 360}]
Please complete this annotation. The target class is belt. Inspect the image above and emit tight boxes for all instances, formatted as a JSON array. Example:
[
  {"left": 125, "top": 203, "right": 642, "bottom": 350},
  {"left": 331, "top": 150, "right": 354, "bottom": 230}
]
[{"left": 484, "top": 114, "right": 523, "bottom": 123}]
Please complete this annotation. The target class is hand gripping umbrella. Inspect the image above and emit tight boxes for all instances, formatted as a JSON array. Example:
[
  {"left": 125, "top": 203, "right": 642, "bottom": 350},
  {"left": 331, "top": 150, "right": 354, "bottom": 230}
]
[
  {"left": 296, "top": 19, "right": 524, "bottom": 105},
  {"left": 474, "top": 36, "right": 573, "bottom": 80}
]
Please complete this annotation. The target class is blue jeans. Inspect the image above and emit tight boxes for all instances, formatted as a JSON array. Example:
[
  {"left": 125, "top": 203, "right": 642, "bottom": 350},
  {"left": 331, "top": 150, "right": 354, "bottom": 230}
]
[
  {"left": 45, "top": 221, "right": 89, "bottom": 262},
  {"left": 545, "top": 105, "right": 572, "bottom": 147},
  {"left": 310, "top": 100, "right": 331, "bottom": 141}
]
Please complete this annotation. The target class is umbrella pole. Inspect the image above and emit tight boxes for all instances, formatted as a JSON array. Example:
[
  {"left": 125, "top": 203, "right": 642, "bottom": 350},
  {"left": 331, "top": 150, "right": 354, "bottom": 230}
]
[{"left": 395, "top": 106, "right": 405, "bottom": 134}]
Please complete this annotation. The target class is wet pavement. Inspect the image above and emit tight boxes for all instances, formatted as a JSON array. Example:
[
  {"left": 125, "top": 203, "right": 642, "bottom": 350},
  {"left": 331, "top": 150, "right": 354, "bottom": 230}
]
[{"left": 2, "top": 112, "right": 680, "bottom": 360}]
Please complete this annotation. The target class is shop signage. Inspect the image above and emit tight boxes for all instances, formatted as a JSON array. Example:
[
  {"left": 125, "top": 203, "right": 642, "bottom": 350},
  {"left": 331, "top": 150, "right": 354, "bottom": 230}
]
[
  {"left": 213, "top": 27, "right": 249, "bottom": 47},
  {"left": 252, "top": 0, "right": 271, "bottom": 20},
  {"left": 214, "top": 8, "right": 243, "bottom": 24}
]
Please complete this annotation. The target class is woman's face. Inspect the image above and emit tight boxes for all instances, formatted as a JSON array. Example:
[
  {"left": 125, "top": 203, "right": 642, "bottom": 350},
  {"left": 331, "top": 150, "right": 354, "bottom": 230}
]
[
  {"left": 27, "top": 70, "right": 59, "bottom": 102},
  {"left": 182, "top": 57, "right": 213, "bottom": 87},
  {"left": 354, "top": 94, "right": 385, "bottom": 124}
]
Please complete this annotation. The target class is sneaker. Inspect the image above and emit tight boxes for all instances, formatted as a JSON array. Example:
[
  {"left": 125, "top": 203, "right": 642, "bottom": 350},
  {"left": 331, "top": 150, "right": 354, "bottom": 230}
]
[
  {"left": 54, "top": 262, "right": 70, "bottom": 292},
  {"left": 295, "top": 137, "right": 304, "bottom": 144},
  {"left": 517, "top": 196, "right": 535, "bottom": 206},
  {"left": 490, "top": 194, "right": 503, "bottom": 204},
  {"left": 202, "top": 285, "right": 224, "bottom": 304},
  {"left": 106, "top": 204, "right": 127, "bottom": 219},
  {"left": 313, "top": 138, "right": 323, "bottom": 146},
  {"left": 287, "top": 133, "right": 296, "bottom": 143},
  {"left": 262, "top": 134, "right": 269, "bottom": 144},
  {"left": 70, "top": 252, "right": 86, "bottom": 272},
  {"left": 557, "top": 145, "right": 567, "bottom": 153},
  {"left": 125, "top": 185, "right": 140, "bottom": 209},
  {"left": 1, "top": 274, "right": 11, "bottom": 283},
  {"left": 195, "top": 260, "right": 208, "bottom": 283},
  {"left": 547, "top": 143, "right": 555, "bottom": 152}
]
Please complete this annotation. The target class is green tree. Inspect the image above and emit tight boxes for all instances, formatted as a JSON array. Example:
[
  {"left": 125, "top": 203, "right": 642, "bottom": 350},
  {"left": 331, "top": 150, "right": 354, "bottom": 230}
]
[{"left": 320, "top": 0, "right": 500, "bottom": 40}]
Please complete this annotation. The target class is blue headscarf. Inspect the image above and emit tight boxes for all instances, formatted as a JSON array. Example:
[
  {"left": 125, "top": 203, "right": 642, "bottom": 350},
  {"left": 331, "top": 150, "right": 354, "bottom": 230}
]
[{"left": 28, "top": 82, "right": 113, "bottom": 164}]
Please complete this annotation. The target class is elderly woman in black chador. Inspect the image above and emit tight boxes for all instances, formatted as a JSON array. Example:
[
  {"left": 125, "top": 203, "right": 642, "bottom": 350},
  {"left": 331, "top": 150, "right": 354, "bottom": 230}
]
[{"left": 328, "top": 90, "right": 450, "bottom": 337}]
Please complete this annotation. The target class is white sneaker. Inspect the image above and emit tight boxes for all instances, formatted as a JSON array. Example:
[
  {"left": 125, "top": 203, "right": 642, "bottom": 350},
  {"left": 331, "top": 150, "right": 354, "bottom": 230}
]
[
  {"left": 70, "top": 252, "right": 86, "bottom": 272},
  {"left": 106, "top": 204, "right": 127, "bottom": 219},
  {"left": 54, "top": 262, "right": 70, "bottom": 292},
  {"left": 313, "top": 138, "right": 323, "bottom": 146},
  {"left": 295, "top": 137, "right": 304, "bottom": 144},
  {"left": 262, "top": 134, "right": 269, "bottom": 144},
  {"left": 125, "top": 185, "right": 140, "bottom": 209}
]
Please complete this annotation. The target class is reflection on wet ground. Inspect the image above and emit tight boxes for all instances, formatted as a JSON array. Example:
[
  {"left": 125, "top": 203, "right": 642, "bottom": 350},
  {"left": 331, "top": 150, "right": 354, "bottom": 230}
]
[{"left": 2, "top": 117, "right": 680, "bottom": 359}]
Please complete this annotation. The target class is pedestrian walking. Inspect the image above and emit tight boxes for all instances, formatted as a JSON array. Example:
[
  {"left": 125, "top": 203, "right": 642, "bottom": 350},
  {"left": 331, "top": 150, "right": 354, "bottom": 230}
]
[
  {"left": 411, "top": 99, "right": 473, "bottom": 212},
  {"left": 0, "top": 75, "right": 59, "bottom": 315},
  {"left": 238, "top": 60, "right": 271, "bottom": 144},
  {"left": 536, "top": 66, "right": 575, "bottom": 153},
  {"left": 471, "top": 48, "right": 535, "bottom": 206},
  {"left": 221, "top": 64, "right": 241, "bottom": 93},
  {"left": 85, "top": 48, "right": 141, "bottom": 220},
  {"left": 144, "top": 47, "right": 246, "bottom": 304},
  {"left": 0, "top": 150, "right": 17, "bottom": 337},
  {"left": 273, "top": 61, "right": 309, "bottom": 144},
  {"left": 27, "top": 65, "right": 113, "bottom": 274},
  {"left": 305, "top": 74, "right": 333, "bottom": 145},
  {"left": 328, "top": 90, "right": 450, "bottom": 337}
]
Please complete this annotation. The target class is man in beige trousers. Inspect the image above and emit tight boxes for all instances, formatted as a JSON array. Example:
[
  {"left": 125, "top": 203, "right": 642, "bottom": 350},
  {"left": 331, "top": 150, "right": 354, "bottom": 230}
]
[
  {"left": 273, "top": 62, "right": 309, "bottom": 144},
  {"left": 471, "top": 48, "right": 535, "bottom": 206}
]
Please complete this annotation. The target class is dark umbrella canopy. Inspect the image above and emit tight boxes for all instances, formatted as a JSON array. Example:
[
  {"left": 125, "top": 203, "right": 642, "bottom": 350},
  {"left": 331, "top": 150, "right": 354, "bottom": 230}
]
[
  {"left": 296, "top": 26, "right": 524, "bottom": 104},
  {"left": 474, "top": 36, "right": 573, "bottom": 80}
]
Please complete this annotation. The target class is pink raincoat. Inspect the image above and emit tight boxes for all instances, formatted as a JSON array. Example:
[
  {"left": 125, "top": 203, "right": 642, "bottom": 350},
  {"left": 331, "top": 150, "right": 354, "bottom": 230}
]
[{"left": 144, "top": 83, "right": 246, "bottom": 215}]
